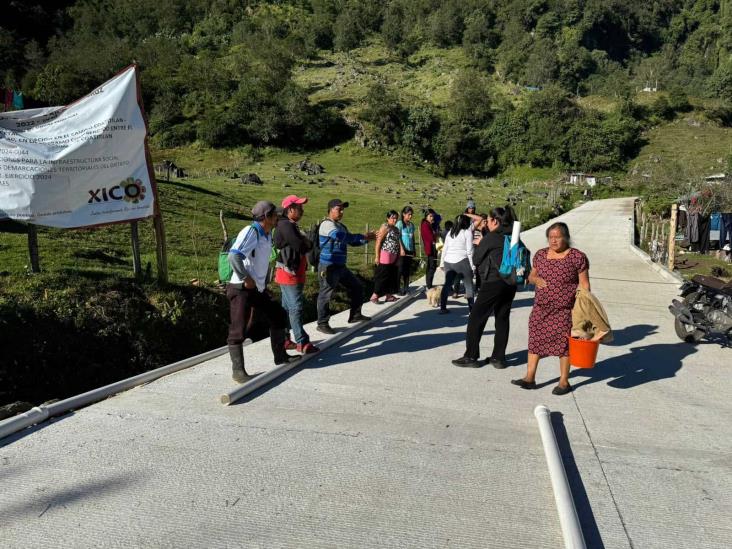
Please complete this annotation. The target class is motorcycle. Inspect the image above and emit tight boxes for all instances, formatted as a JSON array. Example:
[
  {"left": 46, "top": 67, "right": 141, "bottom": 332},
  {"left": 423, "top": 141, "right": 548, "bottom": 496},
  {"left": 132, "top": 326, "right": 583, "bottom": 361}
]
[{"left": 669, "top": 274, "right": 732, "bottom": 344}]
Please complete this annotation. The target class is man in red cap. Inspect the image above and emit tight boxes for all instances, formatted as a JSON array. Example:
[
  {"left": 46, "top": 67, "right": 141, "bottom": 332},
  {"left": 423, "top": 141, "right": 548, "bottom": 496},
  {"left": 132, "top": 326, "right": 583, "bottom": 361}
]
[{"left": 274, "top": 195, "right": 319, "bottom": 354}]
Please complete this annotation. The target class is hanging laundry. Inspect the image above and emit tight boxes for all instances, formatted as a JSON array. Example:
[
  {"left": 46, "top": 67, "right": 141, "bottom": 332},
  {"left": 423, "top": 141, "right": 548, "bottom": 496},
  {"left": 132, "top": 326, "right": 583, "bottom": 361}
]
[{"left": 12, "top": 90, "right": 23, "bottom": 110}]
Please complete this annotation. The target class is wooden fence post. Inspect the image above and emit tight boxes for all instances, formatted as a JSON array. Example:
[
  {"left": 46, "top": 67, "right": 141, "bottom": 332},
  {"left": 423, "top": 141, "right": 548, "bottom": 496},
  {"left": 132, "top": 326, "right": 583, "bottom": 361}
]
[
  {"left": 153, "top": 213, "right": 168, "bottom": 284},
  {"left": 27, "top": 224, "right": 40, "bottom": 273},
  {"left": 130, "top": 221, "right": 142, "bottom": 277},
  {"left": 668, "top": 204, "right": 678, "bottom": 271},
  {"left": 364, "top": 223, "right": 369, "bottom": 267}
]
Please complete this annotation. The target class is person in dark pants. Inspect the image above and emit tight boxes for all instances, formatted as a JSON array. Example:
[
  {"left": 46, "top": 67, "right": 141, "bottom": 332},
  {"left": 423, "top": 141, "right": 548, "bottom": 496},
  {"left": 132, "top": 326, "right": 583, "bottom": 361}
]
[
  {"left": 452, "top": 206, "right": 518, "bottom": 368},
  {"left": 316, "top": 198, "right": 376, "bottom": 334},
  {"left": 227, "top": 201, "right": 299, "bottom": 383},
  {"left": 420, "top": 210, "right": 439, "bottom": 288}
]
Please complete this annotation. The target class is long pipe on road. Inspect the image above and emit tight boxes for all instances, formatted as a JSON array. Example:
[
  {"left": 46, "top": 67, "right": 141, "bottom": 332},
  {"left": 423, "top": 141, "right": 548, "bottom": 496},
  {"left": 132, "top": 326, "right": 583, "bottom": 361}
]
[
  {"left": 221, "top": 288, "right": 423, "bottom": 405},
  {"left": 534, "top": 405, "right": 587, "bottom": 549},
  {"left": 0, "top": 346, "right": 229, "bottom": 441}
]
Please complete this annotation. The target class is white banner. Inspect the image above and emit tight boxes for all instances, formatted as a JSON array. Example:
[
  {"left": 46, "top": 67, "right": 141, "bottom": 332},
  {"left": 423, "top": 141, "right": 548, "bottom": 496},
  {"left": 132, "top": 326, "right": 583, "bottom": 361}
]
[{"left": 0, "top": 66, "right": 155, "bottom": 228}]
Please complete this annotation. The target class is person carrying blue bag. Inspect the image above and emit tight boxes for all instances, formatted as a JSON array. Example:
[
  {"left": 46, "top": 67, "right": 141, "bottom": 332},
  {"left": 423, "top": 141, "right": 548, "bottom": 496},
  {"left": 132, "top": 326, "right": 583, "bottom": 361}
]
[{"left": 452, "top": 205, "right": 527, "bottom": 369}]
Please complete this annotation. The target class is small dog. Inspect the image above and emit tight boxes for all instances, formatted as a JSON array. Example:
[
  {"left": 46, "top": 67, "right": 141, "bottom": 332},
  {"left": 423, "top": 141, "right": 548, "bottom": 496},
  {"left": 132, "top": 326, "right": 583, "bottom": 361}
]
[{"left": 426, "top": 286, "right": 442, "bottom": 307}]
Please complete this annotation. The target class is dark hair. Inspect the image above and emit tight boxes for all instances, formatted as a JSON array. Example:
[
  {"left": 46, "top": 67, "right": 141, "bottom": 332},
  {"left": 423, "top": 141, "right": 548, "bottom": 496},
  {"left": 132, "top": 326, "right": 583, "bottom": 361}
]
[
  {"left": 401, "top": 206, "right": 413, "bottom": 217},
  {"left": 386, "top": 209, "right": 399, "bottom": 219},
  {"left": 444, "top": 220, "right": 454, "bottom": 231},
  {"left": 450, "top": 214, "right": 472, "bottom": 238},
  {"left": 546, "top": 222, "right": 571, "bottom": 244},
  {"left": 489, "top": 205, "right": 517, "bottom": 232}
]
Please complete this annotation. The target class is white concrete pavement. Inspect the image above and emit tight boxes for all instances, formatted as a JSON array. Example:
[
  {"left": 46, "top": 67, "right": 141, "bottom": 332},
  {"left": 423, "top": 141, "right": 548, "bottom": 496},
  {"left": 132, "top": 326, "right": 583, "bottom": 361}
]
[{"left": 1, "top": 198, "right": 730, "bottom": 548}]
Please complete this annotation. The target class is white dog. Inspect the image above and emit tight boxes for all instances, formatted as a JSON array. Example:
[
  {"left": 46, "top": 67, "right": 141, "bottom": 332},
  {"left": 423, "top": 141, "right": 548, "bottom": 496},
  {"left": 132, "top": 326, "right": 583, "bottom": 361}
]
[{"left": 426, "top": 286, "right": 442, "bottom": 307}]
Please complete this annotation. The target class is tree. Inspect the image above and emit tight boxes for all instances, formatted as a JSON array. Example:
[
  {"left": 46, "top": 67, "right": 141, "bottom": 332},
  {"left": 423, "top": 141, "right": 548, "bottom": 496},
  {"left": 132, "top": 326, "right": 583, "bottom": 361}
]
[{"left": 360, "top": 83, "right": 405, "bottom": 146}]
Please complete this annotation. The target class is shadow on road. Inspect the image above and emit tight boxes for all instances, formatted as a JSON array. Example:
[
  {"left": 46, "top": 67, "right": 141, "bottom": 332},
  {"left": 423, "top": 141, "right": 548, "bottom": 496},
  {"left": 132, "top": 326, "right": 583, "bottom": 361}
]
[
  {"left": 570, "top": 341, "right": 696, "bottom": 390},
  {"left": 606, "top": 324, "right": 659, "bottom": 346},
  {"left": 551, "top": 411, "right": 605, "bottom": 549}
]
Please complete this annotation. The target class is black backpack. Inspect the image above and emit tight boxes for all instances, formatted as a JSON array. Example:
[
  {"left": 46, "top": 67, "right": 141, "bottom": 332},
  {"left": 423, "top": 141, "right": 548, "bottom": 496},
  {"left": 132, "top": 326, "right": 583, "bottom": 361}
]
[{"left": 306, "top": 220, "right": 335, "bottom": 270}]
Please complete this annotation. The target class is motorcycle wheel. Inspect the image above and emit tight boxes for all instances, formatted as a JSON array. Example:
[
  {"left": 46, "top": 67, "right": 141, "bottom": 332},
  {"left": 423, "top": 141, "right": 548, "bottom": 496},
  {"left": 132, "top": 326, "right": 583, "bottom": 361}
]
[{"left": 674, "top": 292, "right": 705, "bottom": 343}]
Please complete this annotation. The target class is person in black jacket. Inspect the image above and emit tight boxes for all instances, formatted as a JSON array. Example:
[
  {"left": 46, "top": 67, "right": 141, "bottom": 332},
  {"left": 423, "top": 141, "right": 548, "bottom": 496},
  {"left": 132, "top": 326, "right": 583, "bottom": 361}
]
[
  {"left": 274, "top": 195, "right": 319, "bottom": 354},
  {"left": 452, "top": 206, "right": 518, "bottom": 368}
]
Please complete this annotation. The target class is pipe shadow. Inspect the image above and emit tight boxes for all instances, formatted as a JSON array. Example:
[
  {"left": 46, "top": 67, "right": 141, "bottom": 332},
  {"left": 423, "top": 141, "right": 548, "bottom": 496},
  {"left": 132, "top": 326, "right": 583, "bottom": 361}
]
[
  {"left": 0, "top": 413, "right": 76, "bottom": 448},
  {"left": 550, "top": 412, "right": 605, "bottom": 549},
  {"left": 1, "top": 472, "right": 141, "bottom": 525}
]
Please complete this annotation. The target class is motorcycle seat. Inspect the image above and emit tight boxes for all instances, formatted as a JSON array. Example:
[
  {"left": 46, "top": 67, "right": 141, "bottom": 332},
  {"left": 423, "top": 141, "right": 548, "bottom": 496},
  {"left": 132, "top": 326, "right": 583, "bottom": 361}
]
[{"left": 692, "top": 274, "right": 732, "bottom": 295}]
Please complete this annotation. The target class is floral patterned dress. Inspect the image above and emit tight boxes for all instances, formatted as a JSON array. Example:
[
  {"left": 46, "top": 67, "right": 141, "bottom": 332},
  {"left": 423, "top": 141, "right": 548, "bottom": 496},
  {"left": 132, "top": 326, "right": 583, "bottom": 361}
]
[{"left": 528, "top": 247, "right": 589, "bottom": 357}]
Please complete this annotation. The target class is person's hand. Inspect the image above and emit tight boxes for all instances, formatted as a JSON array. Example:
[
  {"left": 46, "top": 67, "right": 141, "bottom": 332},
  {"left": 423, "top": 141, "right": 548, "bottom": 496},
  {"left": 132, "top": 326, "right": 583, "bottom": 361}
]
[
  {"left": 533, "top": 276, "right": 547, "bottom": 289},
  {"left": 473, "top": 236, "right": 482, "bottom": 246},
  {"left": 374, "top": 257, "right": 379, "bottom": 265},
  {"left": 400, "top": 249, "right": 406, "bottom": 256},
  {"left": 243, "top": 276, "right": 256, "bottom": 290},
  {"left": 365, "top": 231, "right": 377, "bottom": 241}
]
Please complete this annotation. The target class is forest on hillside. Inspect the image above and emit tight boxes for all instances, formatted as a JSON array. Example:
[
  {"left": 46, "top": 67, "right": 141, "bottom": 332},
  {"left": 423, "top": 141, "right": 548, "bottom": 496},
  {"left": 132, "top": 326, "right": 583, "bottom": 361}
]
[{"left": 2, "top": 0, "right": 731, "bottom": 175}]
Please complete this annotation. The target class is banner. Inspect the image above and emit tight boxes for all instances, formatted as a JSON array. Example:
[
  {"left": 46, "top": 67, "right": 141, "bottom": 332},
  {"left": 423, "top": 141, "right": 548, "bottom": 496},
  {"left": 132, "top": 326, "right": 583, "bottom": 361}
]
[{"left": 0, "top": 66, "right": 155, "bottom": 228}]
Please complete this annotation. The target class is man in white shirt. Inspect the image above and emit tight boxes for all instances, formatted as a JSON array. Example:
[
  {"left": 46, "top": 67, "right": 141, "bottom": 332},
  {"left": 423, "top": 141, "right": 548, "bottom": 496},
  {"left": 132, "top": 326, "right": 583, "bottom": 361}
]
[{"left": 227, "top": 201, "right": 298, "bottom": 383}]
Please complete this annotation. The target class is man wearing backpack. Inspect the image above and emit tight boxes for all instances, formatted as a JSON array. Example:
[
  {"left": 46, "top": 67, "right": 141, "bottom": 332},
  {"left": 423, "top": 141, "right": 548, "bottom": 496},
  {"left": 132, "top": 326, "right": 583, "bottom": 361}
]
[
  {"left": 275, "top": 195, "right": 319, "bottom": 355},
  {"left": 316, "top": 198, "right": 376, "bottom": 334},
  {"left": 227, "top": 201, "right": 299, "bottom": 383},
  {"left": 452, "top": 206, "right": 522, "bottom": 369}
]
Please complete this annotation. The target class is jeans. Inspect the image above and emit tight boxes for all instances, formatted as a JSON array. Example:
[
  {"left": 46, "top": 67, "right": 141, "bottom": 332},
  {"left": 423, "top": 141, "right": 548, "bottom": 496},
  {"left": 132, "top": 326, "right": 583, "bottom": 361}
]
[
  {"left": 317, "top": 263, "right": 363, "bottom": 325},
  {"left": 398, "top": 254, "right": 413, "bottom": 291},
  {"left": 440, "top": 259, "right": 475, "bottom": 310},
  {"left": 280, "top": 283, "right": 309, "bottom": 345},
  {"left": 425, "top": 254, "right": 438, "bottom": 288},
  {"left": 464, "top": 280, "right": 517, "bottom": 360},
  {"left": 720, "top": 213, "right": 732, "bottom": 249}
]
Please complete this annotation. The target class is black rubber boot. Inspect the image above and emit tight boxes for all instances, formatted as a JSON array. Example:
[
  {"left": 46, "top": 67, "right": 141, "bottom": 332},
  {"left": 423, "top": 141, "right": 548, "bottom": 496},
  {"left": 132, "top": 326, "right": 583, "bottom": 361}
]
[
  {"left": 228, "top": 345, "right": 253, "bottom": 383},
  {"left": 271, "top": 329, "right": 299, "bottom": 365}
]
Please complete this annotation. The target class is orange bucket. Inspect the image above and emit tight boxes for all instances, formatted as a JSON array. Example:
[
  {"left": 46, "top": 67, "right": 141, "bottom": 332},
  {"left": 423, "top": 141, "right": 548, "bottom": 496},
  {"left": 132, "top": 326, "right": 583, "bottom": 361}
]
[{"left": 568, "top": 336, "right": 599, "bottom": 368}]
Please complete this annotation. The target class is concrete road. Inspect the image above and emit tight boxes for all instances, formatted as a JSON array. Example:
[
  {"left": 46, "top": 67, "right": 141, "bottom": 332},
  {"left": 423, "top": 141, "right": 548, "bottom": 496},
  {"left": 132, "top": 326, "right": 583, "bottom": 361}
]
[{"left": 2, "top": 198, "right": 730, "bottom": 548}]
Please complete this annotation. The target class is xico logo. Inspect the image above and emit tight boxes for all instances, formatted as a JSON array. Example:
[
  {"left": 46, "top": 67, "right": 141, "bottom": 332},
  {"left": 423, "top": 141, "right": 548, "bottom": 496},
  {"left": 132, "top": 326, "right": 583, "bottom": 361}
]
[{"left": 88, "top": 177, "right": 147, "bottom": 204}]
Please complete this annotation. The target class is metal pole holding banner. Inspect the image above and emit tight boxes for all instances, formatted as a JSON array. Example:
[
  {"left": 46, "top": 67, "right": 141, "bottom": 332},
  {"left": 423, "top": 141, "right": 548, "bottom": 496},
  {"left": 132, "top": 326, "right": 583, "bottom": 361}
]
[
  {"left": 27, "top": 224, "right": 40, "bottom": 273},
  {"left": 130, "top": 221, "right": 142, "bottom": 277}
]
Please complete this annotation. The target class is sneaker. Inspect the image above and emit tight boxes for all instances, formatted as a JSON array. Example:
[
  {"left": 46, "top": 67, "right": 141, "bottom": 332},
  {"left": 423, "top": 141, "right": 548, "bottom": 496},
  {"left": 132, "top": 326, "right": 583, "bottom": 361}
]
[
  {"left": 489, "top": 358, "right": 507, "bottom": 369},
  {"left": 284, "top": 338, "right": 297, "bottom": 351},
  {"left": 297, "top": 342, "right": 320, "bottom": 354},
  {"left": 348, "top": 313, "right": 371, "bottom": 323},
  {"left": 451, "top": 356, "right": 481, "bottom": 368},
  {"left": 317, "top": 323, "right": 336, "bottom": 335}
]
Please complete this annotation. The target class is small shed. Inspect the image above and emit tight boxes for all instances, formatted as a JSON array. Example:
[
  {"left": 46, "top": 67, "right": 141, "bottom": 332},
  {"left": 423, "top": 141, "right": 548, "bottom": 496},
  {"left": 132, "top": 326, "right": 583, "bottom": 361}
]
[{"left": 569, "top": 173, "right": 597, "bottom": 187}]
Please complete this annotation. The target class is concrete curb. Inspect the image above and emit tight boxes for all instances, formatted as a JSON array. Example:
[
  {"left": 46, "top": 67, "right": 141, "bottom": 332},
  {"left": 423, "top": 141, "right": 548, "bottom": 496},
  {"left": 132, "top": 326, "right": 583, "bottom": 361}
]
[{"left": 220, "top": 286, "right": 425, "bottom": 405}]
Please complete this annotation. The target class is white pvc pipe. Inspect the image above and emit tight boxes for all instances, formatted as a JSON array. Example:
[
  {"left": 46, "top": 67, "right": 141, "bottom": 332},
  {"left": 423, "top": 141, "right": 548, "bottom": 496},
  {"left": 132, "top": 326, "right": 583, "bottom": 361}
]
[
  {"left": 0, "top": 345, "right": 229, "bottom": 441},
  {"left": 510, "top": 220, "right": 522, "bottom": 247},
  {"left": 534, "top": 405, "right": 587, "bottom": 549},
  {"left": 220, "top": 288, "right": 424, "bottom": 405}
]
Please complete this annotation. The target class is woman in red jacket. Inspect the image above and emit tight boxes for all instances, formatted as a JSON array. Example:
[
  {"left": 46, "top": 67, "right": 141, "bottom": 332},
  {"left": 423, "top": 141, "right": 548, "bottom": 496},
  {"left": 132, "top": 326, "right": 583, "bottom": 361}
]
[{"left": 420, "top": 209, "right": 439, "bottom": 289}]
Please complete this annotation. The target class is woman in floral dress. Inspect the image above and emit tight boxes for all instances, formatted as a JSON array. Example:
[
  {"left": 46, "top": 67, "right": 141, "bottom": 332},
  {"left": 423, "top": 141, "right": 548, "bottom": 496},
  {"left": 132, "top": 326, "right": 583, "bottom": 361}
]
[{"left": 512, "top": 222, "right": 590, "bottom": 395}]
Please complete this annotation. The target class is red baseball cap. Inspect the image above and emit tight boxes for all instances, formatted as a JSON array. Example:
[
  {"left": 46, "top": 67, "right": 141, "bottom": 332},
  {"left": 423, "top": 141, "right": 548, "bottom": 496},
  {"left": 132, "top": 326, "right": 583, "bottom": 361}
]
[{"left": 281, "top": 195, "right": 308, "bottom": 209}]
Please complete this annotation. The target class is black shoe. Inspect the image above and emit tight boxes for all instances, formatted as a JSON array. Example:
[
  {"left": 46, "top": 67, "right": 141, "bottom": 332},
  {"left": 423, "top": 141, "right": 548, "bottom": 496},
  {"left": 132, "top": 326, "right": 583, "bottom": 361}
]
[
  {"left": 438, "top": 309, "right": 450, "bottom": 315},
  {"left": 489, "top": 358, "right": 508, "bottom": 369},
  {"left": 274, "top": 354, "right": 300, "bottom": 366},
  {"left": 348, "top": 313, "right": 371, "bottom": 323},
  {"left": 317, "top": 323, "right": 336, "bottom": 335},
  {"left": 229, "top": 345, "right": 253, "bottom": 383},
  {"left": 452, "top": 356, "right": 481, "bottom": 368},
  {"left": 552, "top": 383, "right": 573, "bottom": 395},
  {"left": 511, "top": 378, "right": 536, "bottom": 389}
]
